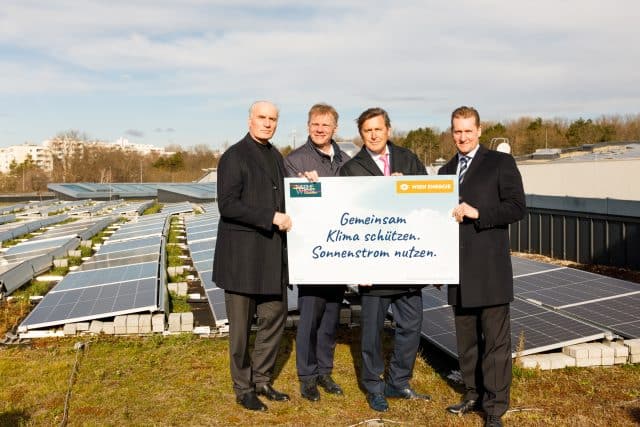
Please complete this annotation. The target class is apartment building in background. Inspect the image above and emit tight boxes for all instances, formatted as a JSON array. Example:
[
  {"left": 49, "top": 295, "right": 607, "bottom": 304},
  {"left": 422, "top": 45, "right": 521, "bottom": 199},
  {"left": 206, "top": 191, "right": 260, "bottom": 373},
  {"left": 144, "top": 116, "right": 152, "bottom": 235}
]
[
  {"left": 0, "top": 136, "right": 170, "bottom": 175},
  {"left": 0, "top": 143, "right": 53, "bottom": 173}
]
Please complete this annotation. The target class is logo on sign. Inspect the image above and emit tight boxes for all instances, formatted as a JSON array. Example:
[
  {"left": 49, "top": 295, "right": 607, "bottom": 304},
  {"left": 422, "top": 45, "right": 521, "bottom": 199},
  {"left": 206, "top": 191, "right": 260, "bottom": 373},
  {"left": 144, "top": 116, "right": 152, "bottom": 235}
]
[
  {"left": 290, "top": 182, "right": 322, "bottom": 197},
  {"left": 396, "top": 180, "right": 454, "bottom": 194}
]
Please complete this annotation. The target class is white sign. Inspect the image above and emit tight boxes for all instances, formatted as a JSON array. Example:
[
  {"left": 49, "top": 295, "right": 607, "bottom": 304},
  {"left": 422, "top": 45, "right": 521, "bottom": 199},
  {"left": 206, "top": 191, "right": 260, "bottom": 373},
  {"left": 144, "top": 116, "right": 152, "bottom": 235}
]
[{"left": 285, "top": 175, "right": 459, "bottom": 285}]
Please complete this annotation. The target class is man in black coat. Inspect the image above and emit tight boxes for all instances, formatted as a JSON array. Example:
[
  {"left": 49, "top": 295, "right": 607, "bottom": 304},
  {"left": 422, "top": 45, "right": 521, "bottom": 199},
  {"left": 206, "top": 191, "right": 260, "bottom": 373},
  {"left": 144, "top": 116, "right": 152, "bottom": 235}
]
[
  {"left": 439, "top": 106, "right": 526, "bottom": 427},
  {"left": 284, "top": 103, "right": 351, "bottom": 402},
  {"left": 340, "top": 107, "right": 431, "bottom": 412},
  {"left": 213, "top": 100, "right": 293, "bottom": 412}
]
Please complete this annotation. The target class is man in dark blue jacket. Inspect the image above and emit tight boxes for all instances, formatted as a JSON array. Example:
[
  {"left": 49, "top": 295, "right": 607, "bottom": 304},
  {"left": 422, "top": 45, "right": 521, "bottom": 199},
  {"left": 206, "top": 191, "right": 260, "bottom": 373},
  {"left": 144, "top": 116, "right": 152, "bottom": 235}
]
[
  {"left": 284, "top": 103, "right": 350, "bottom": 402},
  {"left": 340, "top": 107, "right": 431, "bottom": 412}
]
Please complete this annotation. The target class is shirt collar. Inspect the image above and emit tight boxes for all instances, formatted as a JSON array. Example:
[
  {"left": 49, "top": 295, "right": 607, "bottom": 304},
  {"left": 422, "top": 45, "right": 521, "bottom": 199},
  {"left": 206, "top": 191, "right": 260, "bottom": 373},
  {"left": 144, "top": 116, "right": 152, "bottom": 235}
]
[
  {"left": 365, "top": 145, "right": 389, "bottom": 160},
  {"left": 458, "top": 144, "right": 480, "bottom": 161}
]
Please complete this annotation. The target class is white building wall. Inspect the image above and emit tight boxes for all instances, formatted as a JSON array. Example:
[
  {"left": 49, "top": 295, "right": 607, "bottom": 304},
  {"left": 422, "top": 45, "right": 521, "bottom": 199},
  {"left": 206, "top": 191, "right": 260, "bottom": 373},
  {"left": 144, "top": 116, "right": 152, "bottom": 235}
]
[
  {"left": 518, "top": 159, "right": 640, "bottom": 201},
  {"left": 0, "top": 144, "right": 53, "bottom": 173}
]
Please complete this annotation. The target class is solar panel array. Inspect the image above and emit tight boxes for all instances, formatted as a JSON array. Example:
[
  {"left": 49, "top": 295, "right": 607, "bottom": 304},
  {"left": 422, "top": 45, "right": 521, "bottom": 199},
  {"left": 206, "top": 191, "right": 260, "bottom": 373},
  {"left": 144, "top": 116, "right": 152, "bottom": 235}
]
[
  {"left": 420, "top": 255, "right": 640, "bottom": 359},
  {"left": 184, "top": 206, "right": 298, "bottom": 326},
  {"left": 19, "top": 212, "right": 172, "bottom": 331},
  {"left": 0, "top": 216, "right": 119, "bottom": 296},
  {"left": 184, "top": 211, "right": 225, "bottom": 325},
  {"left": 49, "top": 182, "right": 216, "bottom": 201}
]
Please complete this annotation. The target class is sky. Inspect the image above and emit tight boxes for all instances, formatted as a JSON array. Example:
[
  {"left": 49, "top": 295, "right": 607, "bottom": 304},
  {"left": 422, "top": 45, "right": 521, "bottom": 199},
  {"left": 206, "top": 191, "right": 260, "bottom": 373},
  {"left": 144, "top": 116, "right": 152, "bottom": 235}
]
[{"left": 1, "top": 1, "right": 639, "bottom": 151}]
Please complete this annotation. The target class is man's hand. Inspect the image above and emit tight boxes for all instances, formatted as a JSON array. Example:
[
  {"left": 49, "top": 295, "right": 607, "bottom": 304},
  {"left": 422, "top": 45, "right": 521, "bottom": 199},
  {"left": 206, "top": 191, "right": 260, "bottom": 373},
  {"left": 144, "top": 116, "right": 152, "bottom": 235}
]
[
  {"left": 452, "top": 202, "right": 479, "bottom": 223},
  {"left": 391, "top": 172, "right": 403, "bottom": 176},
  {"left": 298, "top": 170, "right": 319, "bottom": 182},
  {"left": 273, "top": 212, "right": 292, "bottom": 232}
]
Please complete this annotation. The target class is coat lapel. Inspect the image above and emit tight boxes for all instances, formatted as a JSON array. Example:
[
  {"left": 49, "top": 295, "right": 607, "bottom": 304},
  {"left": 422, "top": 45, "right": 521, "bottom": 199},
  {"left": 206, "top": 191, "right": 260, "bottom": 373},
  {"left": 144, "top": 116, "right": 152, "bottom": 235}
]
[
  {"left": 354, "top": 146, "right": 383, "bottom": 176},
  {"left": 463, "top": 144, "right": 487, "bottom": 185}
]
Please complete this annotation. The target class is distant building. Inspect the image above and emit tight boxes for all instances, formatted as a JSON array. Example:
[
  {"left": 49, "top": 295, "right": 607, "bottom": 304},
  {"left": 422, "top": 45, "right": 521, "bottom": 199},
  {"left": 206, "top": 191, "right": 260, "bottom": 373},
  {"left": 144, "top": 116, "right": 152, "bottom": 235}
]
[
  {"left": 0, "top": 135, "right": 173, "bottom": 176},
  {"left": 112, "top": 138, "right": 167, "bottom": 155},
  {"left": 0, "top": 143, "right": 53, "bottom": 173}
]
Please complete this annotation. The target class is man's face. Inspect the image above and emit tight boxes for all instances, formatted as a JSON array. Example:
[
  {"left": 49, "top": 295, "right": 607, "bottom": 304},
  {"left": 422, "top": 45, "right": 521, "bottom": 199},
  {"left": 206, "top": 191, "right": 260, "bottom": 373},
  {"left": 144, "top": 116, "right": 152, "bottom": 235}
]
[
  {"left": 248, "top": 102, "right": 278, "bottom": 143},
  {"left": 452, "top": 116, "right": 481, "bottom": 155},
  {"left": 308, "top": 113, "right": 337, "bottom": 148},
  {"left": 360, "top": 115, "right": 390, "bottom": 155}
]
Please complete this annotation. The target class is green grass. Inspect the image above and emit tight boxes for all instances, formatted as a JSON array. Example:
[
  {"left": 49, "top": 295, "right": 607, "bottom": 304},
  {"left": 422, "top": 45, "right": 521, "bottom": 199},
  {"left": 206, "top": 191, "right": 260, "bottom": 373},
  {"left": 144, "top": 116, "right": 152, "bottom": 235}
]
[
  {"left": 11, "top": 280, "right": 57, "bottom": 300},
  {"left": 80, "top": 246, "right": 92, "bottom": 258},
  {"left": 1, "top": 331, "right": 639, "bottom": 426},
  {"left": 67, "top": 256, "right": 83, "bottom": 267},
  {"left": 142, "top": 202, "right": 162, "bottom": 215},
  {"left": 168, "top": 229, "right": 182, "bottom": 244},
  {"left": 91, "top": 231, "right": 110, "bottom": 245},
  {"left": 169, "top": 292, "right": 191, "bottom": 313},
  {"left": 168, "top": 272, "right": 189, "bottom": 282}
]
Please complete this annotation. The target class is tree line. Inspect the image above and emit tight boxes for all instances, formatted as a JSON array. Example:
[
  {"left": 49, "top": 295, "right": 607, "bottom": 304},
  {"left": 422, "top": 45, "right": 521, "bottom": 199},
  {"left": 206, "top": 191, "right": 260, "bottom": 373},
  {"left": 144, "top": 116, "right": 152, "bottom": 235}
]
[
  {"left": 329, "top": 113, "right": 640, "bottom": 165},
  {"left": 2, "top": 113, "right": 640, "bottom": 193},
  {"left": 0, "top": 136, "right": 219, "bottom": 194}
]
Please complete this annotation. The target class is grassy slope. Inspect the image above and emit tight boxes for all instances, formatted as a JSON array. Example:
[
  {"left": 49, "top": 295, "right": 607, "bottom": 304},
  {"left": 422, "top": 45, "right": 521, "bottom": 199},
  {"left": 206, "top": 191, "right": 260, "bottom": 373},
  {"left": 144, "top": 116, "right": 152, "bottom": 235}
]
[{"left": 1, "top": 329, "right": 639, "bottom": 426}]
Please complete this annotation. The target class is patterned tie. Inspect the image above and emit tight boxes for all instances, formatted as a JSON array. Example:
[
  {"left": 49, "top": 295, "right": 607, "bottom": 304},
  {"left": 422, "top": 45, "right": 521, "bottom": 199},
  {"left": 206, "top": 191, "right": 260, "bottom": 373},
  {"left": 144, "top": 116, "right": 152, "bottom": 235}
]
[
  {"left": 458, "top": 155, "right": 469, "bottom": 184},
  {"left": 381, "top": 153, "right": 390, "bottom": 176}
]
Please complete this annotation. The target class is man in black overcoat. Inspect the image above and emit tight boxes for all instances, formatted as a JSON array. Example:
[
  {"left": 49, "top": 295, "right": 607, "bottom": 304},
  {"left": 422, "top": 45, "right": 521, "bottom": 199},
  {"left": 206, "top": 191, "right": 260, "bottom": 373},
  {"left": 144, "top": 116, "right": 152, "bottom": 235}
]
[
  {"left": 439, "top": 106, "right": 526, "bottom": 427},
  {"left": 340, "top": 107, "right": 431, "bottom": 412},
  {"left": 213, "top": 100, "right": 293, "bottom": 412}
]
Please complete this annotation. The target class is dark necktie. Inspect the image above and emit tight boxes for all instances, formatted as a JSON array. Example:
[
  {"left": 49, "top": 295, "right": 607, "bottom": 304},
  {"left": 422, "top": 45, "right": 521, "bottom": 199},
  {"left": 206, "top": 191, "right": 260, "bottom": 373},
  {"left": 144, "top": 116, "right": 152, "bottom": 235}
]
[{"left": 458, "top": 156, "right": 470, "bottom": 184}]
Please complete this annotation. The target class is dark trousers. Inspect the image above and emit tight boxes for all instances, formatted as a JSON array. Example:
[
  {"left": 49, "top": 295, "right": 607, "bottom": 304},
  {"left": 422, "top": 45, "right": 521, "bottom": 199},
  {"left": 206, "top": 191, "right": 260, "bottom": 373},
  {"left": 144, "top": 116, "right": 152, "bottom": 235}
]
[
  {"left": 454, "top": 303, "right": 512, "bottom": 417},
  {"left": 360, "top": 290, "right": 422, "bottom": 394},
  {"left": 295, "top": 285, "right": 345, "bottom": 381},
  {"left": 225, "top": 289, "right": 287, "bottom": 397}
]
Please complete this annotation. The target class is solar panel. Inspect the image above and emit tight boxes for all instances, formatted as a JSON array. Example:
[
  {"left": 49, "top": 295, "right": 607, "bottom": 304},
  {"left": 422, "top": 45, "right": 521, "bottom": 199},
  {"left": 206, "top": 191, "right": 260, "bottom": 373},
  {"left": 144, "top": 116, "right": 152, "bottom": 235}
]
[
  {"left": 421, "top": 307, "right": 458, "bottom": 357},
  {"left": 288, "top": 286, "right": 298, "bottom": 311},
  {"left": 19, "top": 277, "right": 158, "bottom": 330},
  {"left": 80, "top": 253, "right": 160, "bottom": 271},
  {"left": 188, "top": 240, "right": 215, "bottom": 254},
  {"left": 3, "top": 235, "right": 77, "bottom": 256},
  {"left": 53, "top": 262, "right": 158, "bottom": 292},
  {"left": 107, "top": 230, "right": 164, "bottom": 243},
  {"left": 515, "top": 268, "right": 640, "bottom": 309},
  {"left": 91, "top": 246, "right": 160, "bottom": 262},
  {"left": 187, "top": 230, "right": 216, "bottom": 242},
  {"left": 512, "top": 256, "right": 567, "bottom": 277},
  {"left": 205, "top": 287, "right": 227, "bottom": 325},
  {"left": 560, "top": 294, "right": 640, "bottom": 339},
  {"left": 97, "top": 236, "right": 160, "bottom": 255},
  {"left": 420, "top": 299, "right": 606, "bottom": 358},
  {"left": 421, "top": 286, "right": 449, "bottom": 311},
  {"left": 509, "top": 299, "right": 606, "bottom": 356}
]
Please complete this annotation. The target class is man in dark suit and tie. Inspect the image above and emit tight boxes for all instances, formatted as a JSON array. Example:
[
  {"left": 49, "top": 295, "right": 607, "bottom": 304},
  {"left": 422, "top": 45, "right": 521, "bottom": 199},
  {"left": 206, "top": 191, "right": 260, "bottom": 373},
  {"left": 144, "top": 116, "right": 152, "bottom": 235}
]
[
  {"left": 213, "top": 100, "right": 293, "bottom": 412},
  {"left": 340, "top": 107, "right": 431, "bottom": 412},
  {"left": 439, "top": 106, "right": 526, "bottom": 427}
]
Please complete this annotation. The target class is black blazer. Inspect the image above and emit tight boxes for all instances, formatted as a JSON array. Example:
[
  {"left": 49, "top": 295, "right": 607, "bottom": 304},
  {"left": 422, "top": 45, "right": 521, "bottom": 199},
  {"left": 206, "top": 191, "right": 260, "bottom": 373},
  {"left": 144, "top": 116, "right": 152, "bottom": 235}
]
[
  {"left": 339, "top": 141, "right": 426, "bottom": 177},
  {"left": 340, "top": 142, "right": 427, "bottom": 295},
  {"left": 439, "top": 144, "right": 526, "bottom": 307},
  {"left": 212, "top": 133, "right": 288, "bottom": 295}
]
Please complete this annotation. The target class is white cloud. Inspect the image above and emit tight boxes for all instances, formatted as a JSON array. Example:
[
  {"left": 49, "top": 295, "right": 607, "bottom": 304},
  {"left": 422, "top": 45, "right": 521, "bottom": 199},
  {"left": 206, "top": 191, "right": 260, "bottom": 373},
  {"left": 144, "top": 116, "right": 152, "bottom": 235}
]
[{"left": 1, "top": 0, "right": 639, "bottom": 146}]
